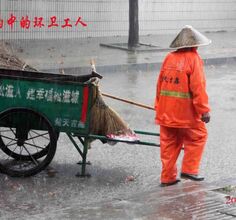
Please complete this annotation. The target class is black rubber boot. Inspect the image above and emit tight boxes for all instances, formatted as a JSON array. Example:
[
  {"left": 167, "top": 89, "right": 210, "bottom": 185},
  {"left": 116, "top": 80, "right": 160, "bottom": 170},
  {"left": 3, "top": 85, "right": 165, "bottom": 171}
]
[
  {"left": 180, "top": 173, "right": 204, "bottom": 181},
  {"left": 160, "top": 179, "right": 181, "bottom": 187}
]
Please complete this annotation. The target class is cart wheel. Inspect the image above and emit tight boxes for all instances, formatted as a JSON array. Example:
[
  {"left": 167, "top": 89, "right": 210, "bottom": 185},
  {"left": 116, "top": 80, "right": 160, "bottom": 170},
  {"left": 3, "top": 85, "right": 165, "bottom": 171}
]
[
  {"left": 0, "top": 108, "right": 57, "bottom": 177},
  {"left": 0, "top": 131, "right": 59, "bottom": 160}
]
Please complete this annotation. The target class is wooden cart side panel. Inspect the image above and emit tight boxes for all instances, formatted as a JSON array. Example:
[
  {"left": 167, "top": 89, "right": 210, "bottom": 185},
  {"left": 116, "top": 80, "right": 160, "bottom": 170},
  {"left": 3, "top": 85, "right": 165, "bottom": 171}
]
[{"left": 0, "top": 78, "right": 92, "bottom": 135}]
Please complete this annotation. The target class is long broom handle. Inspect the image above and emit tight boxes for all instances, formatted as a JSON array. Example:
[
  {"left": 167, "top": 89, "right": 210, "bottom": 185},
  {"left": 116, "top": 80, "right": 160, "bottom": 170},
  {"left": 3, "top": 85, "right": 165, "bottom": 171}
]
[{"left": 102, "top": 92, "right": 155, "bottom": 111}]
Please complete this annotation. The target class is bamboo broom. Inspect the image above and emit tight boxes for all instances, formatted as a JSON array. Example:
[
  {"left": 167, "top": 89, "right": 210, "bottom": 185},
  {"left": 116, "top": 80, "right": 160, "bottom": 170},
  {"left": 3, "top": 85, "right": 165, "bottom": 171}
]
[{"left": 89, "top": 59, "right": 134, "bottom": 140}]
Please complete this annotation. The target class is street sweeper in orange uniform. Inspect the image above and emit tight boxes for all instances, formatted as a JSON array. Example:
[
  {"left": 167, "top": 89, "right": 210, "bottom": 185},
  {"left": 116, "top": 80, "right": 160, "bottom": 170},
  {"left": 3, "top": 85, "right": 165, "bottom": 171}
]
[{"left": 155, "top": 25, "right": 211, "bottom": 187}]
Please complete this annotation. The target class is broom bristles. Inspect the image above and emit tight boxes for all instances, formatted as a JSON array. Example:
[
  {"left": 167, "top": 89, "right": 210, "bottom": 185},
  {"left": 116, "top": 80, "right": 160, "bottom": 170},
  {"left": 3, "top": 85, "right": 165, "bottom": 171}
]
[
  {"left": 89, "top": 83, "right": 133, "bottom": 137},
  {"left": 105, "top": 107, "right": 132, "bottom": 135}
]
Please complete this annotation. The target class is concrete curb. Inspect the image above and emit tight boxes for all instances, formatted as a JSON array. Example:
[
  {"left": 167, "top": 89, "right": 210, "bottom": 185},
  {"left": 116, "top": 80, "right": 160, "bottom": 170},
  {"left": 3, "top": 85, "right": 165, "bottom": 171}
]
[{"left": 42, "top": 56, "right": 236, "bottom": 75}]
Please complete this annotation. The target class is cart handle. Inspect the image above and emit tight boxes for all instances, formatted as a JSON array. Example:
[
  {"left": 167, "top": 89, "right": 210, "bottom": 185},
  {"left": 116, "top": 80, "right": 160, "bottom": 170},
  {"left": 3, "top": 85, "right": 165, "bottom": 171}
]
[
  {"left": 134, "top": 130, "right": 159, "bottom": 136},
  {"left": 87, "top": 134, "right": 160, "bottom": 147}
]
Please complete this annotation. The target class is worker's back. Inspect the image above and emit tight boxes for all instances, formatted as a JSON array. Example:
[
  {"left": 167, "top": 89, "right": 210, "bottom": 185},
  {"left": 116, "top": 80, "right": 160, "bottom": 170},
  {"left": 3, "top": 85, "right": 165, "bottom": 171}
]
[{"left": 155, "top": 48, "right": 209, "bottom": 128}]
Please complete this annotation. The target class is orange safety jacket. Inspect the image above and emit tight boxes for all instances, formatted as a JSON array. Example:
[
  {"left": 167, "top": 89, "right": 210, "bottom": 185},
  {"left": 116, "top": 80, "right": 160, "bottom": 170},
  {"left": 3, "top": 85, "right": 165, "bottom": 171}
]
[{"left": 155, "top": 48, "right": 210, "bottom": 128}]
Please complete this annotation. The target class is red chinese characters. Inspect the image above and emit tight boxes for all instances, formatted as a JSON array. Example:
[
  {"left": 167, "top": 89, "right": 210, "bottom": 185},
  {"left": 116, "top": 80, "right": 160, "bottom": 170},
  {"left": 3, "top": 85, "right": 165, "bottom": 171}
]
[
  {"left": 33, "top": 17, "right": 45, "bottom": 28},
  {"left": 48, "top": 16, "right": 59, "bottom": 28},
  {"left": 7, "top": 14, "right": 17, "bottom": 29},
  {"left": 0, "top": 18, "right": 3, "bottom": 29},
  {"left": 20, "top": 16, "right": 31, "bottom": 29},
  {"left": 0, "top": 14, "right": 88, "bottom": 30},
  {"left": 61, "top": 18, "right": 72, "bottom": 28},
  {"left": 75, "top": 17, "right": 87, "bottom": 27}
]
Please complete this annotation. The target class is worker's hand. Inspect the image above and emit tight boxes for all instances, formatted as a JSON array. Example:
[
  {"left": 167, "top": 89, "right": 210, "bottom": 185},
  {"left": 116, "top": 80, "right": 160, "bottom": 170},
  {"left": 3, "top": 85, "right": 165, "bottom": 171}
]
[{"left": 201, "top": 112, "right": 210, "bottom": 123}]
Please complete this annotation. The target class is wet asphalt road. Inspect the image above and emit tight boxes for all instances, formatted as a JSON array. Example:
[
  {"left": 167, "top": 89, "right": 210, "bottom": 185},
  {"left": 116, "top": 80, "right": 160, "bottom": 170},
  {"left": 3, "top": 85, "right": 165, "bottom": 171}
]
[{"left": 1, "top": 62, "right": 236, "bottom": 219}]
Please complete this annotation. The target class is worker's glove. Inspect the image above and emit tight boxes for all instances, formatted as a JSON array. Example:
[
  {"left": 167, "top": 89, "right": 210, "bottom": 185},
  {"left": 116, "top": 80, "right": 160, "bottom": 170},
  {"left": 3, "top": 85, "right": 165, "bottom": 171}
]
[{"left": 201, "top": 112, "right": 210, "bottom": 123}]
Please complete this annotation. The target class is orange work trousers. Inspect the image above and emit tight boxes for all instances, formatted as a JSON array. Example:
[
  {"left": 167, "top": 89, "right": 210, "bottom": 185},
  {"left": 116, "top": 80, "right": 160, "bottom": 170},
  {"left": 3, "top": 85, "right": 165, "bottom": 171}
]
[{"left": 160, "top": 124, "right": 207, "bottom": 183}]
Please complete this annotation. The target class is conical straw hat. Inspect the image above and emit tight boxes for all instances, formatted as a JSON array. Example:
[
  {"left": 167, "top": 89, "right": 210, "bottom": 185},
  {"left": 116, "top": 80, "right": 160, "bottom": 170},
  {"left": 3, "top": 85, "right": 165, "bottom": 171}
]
[{"left": 169, "top": 25, "right": 211, "bottom": 49}]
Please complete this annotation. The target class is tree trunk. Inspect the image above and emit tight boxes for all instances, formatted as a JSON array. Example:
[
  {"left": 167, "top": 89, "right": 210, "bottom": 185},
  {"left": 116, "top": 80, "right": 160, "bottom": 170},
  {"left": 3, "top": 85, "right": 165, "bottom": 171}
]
[{"left": 128, "top": 0, "right": 139, "bottom": 49}]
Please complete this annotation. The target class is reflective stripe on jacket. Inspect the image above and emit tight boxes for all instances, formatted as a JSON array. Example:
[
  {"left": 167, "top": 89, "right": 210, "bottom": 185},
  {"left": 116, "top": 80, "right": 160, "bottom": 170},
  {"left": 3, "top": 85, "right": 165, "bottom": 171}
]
[{"left": 155, "top": 48, "right": 210, "bottom": 128}]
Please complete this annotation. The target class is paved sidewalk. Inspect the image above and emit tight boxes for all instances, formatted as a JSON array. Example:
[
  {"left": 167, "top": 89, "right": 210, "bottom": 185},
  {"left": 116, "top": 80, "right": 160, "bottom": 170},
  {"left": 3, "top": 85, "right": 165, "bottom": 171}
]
[{"left": 6, "top": 30, "right": 236, "bottom": 74}]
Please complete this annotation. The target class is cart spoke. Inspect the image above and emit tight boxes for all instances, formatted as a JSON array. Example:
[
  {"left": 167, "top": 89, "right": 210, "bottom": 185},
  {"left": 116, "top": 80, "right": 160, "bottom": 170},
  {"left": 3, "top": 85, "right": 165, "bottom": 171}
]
[
  {"left": 4, "top": 140, "right": 18, "bottom": 153},
  {"left": 19, "top": 146, "right": 23, "bottom": 159},
  {"left": 5, "top": 142, "right": 17, "bottom": 147},
  {"left": 0, "top": 129, "right": 15, "bottom": 133},
  {"left": 9, "top": 128, "right": 16, "bottom": 136},
  {"left": 23, "top": 141, "right": 46, "bottom": 150},
  {"left": 5, "top": 138, "right": 15, "bottom": 147},
  {"left": 28, "top": 132, "right": 38, "bottom": 153},
  {"left": 0, "top": 134, "right": 17, "bottom": 142},
  {"left": 0, "top": 128, "right": 16, "bottom": 136},
  {"left": 3, "top": 144, "right": 18, "bottom": 161},
  {"left": 27, "top": 131, "right": 49, "bottom": 141},
  {"left": 23, "top": 144, "right": 39, "bottom": 165},
  {"left": 22, "top": 144, "right": 39, "bottom": 165},
  {"left": 6, "top": 144, "right": 18, "bottom": 160}
]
